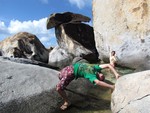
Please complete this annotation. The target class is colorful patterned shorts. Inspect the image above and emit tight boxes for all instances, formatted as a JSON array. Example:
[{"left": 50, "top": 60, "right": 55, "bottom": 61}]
[{"left": 57, "top": 65, "right": 75, "bottom": 90}]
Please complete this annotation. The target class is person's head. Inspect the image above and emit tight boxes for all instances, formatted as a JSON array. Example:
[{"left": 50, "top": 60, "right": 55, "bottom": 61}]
[
  {"left": 96, "top": 72, "right": 105, "bottom": 81},
  {"left": 111, "top": 51, "right": 116, "bottom": 56}
]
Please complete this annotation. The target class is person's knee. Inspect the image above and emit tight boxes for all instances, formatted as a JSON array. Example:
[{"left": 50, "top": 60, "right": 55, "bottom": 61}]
[
  {"left": 107, "top": 63, "right": 113, "bottom": 68},
  {"left": 56, "top": 85, "right": 60, "bottom": 91},
  {"left": 56, "top": 85, "right": 64, "bottom": 92}
]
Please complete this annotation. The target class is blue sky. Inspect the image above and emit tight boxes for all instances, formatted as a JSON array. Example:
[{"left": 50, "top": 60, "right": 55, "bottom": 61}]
[{"left": 0, "top": 0, "right": 92, "bottom": 47}]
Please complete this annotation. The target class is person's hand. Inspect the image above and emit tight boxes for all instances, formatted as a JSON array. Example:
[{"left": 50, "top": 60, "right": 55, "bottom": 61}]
[
  {"left": 116, "top": 74, "right": 121, "bottom": 79},
  {"left": 111, "top": 85, "right": 115, "bottom": 93}
]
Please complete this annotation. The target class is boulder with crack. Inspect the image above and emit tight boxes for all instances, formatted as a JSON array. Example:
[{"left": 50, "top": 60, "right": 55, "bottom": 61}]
[{"left": 111, "top": 70, "right": 150, "bottom": 113}]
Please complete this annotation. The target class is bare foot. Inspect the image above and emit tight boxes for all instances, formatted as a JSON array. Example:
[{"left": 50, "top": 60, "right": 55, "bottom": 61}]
[{"left": 60, "top": 102, "right": 71, "bottom": 110}]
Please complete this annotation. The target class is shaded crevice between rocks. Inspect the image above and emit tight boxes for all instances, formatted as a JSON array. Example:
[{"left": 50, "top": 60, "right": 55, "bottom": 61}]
[
  {"left": 117, "top": 93, "right": 150, "bottom": 113},
  {"left": 0, "top": 56, "right": 59, "bottom": 70}
]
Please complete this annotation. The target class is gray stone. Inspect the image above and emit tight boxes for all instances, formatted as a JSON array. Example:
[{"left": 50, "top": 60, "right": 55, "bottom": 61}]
[
  {"left": 0, "top": 57, "right": 59, "bottom": 113},
  {"left": 111, "top": 70, "right": 150, "bottom": 113},
  {"left": 55, "top": 23, "right": 99, "bottom": 63},
  {"left": 93, "top": 0, "right": 150, "bottom": 69},
  {"left": 0, "top": 58, "right": 93, "bottom": 113},
  {"left": 135, "top": 61, "right": 150, "bottom": 72},
  {"left": 46, "top": 12, "right": 90, "bottom": 29},
  {"left": 0, "top": 32, "right": 49, "bottom": 63},
  {"left": 47, "top": 12, "right": 98, "bottom": 64},
  {"left": 72, "top": 57, "right": 89, "bottom": 64},
  {"left": 48, "top": 46, "right": 73, "bottom": 69},
  {"left": 0, "top": 56, "right": 58, "bottom": 70}
]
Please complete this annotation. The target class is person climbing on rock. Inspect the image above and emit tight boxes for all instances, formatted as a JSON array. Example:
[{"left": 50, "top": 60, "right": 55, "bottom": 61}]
[{"left": 56, "top": 62, "right": 120, "bottom": 110}]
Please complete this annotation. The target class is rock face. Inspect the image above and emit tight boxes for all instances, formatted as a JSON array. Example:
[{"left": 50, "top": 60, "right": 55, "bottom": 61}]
[
  {"left": 0, "top": 32, "right": 49, "bottom": 63},
  {"left": 92, "top": 0, "right": 150, "bottom": 69},
  {"left": 48, "top": 46, "right": 73, "bottom": 69},
  {"left": 111, "top": 70, "right": 150, "bottom": 113},
  {"left": 55, "top": 23, "right": 98, "bottom": 63},
  {"left": 47, "top": 12, "right": 99, "bottom": 68},
  {"left": 47, "top": 12, "right": 90, "bottom": 29},
  {"left": 0, "top": 57, "right": 95, "bottom": 113},
  {"left": 0, "top": 57, "right": 59, "bottom": 113},
  {"left": 48, "top": 45, "right": 90, "bottom": 69}
]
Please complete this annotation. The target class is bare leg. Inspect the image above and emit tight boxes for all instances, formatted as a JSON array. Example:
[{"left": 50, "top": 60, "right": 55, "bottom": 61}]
[
  {"left": 99, "top": 64, "right": 120, "bottom": 79},
  {"left": 56, "top": 87, "right": 71, "bottom": 110},
  {"left": 56, "top": 65, "right": 75, "bottom": 110},
  {"left": 57, "top": 88, "right": 69, "bottom": 104}
]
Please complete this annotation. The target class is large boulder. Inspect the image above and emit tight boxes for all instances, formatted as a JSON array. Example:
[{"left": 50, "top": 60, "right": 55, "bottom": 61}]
[
  {"left": 93, "top": 0, "right": 150, "bottom": 69},
  {"left": 0, "top": 57, "right": 95, "bottom": 113},
  {"left": 46, "top": 12, "right": 90, "bottom": 29},
  {"left": 55, "top": 23, "right": 99, "bottom": 63},
  {"left": 48, "top": 45, "right": 89, "bottom": 69},
  {"left": 72, "top": 57, "right": 89, "bottom": 64},
  {"left": 47, "top": 12, "right": 99, "bottom": 64},
  {"left": 0, "top": 32, "right": 49, "bottom": 63},
  {"left": 111, "top": 70, "right": 150, "bottom": 113},
  {"left": 0, "top": 57, "right": 59, "bottom": 113},
  {"left": 48, "top": 46, "right": 73, "bottom": 69}
]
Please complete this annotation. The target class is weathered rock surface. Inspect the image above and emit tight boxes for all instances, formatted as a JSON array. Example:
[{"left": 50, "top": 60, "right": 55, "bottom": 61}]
[
  {"left": 0, "top": 57, "right": 59, "bottom": 113},
  {"left": 48, "top": 46, "right": 73, "bottom": 69},
  {"left": 46, "top": 12, "right": 99, "bottom": 68},
  {"left": 0, "top": 57, "right": 95, "bottom": 113},
  {"left": 111, "top": 70, "right": 150, "bottom": 113},
  {"left": 55, "top": 23, "right": 99, "bottom": 63},
  {"left": 49, "top": 45, "right": 90, "bottom": 68},
  {"left": 0, "top": 32, "right": 49, "bottom": 63},
  {"left": 72, "top": 57, "right": 89, "bottom": 64},
  {"left": 47, "top": 12, "right": 90, "bottom": 29},
  {"left": 93, "top": 0, "right": 150, "bottom": 69},
  {"left": 135, "top": 62, "right": 150, "bottom": 72}
]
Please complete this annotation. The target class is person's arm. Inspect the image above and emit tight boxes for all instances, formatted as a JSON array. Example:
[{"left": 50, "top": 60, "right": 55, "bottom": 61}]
[
  {"left": 99, "top": 64, "right": 120, "bottom": 79},
  {"left": 94, "top": 79, "right": 115, "bottom": 91},
  {"left": 113, "top": 56, "right": 117, "bottom": 62}
]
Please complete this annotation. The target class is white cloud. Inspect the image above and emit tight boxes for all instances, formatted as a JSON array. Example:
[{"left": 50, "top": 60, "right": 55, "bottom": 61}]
[
  {"left": 0, "top": 21, "right": 5, "bottom": 28},
  {"left": 0, "top": 18, "right": 56, "bottom": 47},
  {"left": 68, "top": 0, "right": 92, "bottom": 9},
  {"left": 40, "top": 36, "right": 50, "bottom": 42},
  {"left": 0, "top": 21, "right": 11, "bottom": 40},
  {"left": 8, "top": 18, "right": 47, "bottom": 34},
  {"left": 0, "top": 21, "right": 9, "bottom": 34}
]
